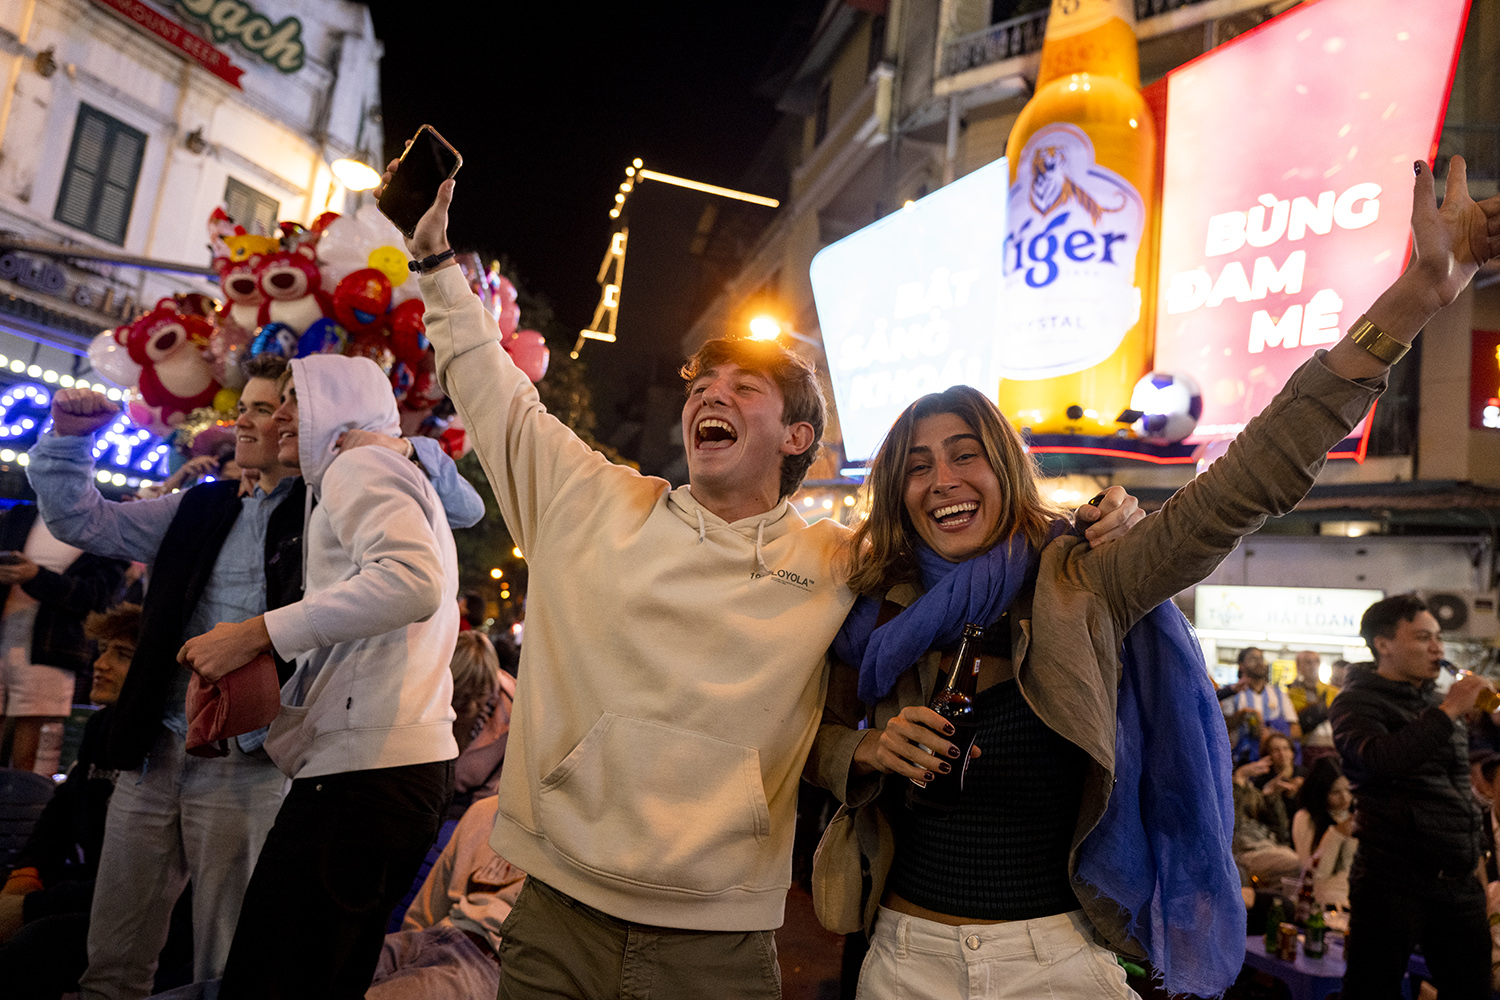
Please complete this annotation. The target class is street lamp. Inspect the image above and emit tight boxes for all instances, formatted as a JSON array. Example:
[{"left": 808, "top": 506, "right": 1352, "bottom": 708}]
[
  {"left": 746, "top": 315, "right": 823, "bottom": 352},
  {"left": 330, "top": 158, "right": 381, "bottom": 191}
]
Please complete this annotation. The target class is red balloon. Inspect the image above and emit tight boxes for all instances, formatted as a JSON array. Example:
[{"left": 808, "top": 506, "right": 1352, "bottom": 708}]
[
  {"left": 345, "top": 331, "right": 394, "bottom": 374},
  {"left": 497, "top": 300, "right": 520, "bottom": 337},
  {"left": 387, "top": 299, "right": 428, "bottom": 367},
  {"left": 503, "top": 329, "right": 549, "bottom": 383},
  {"left": 331, "top": 268, "right": 392, "bottom": 336},
  {"left": 495, "top": 275, "right": 518, "bottom": 307}
]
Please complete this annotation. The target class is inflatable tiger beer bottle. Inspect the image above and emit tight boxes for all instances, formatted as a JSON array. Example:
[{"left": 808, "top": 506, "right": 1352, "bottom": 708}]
[{"left": 998, "top": 0, "right": 1157, "bottom": 437}]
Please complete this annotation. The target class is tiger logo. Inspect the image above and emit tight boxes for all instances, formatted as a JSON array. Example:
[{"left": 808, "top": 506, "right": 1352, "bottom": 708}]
[{"left": 1029, "top": 145, "right": 1126, "bottom": 225}]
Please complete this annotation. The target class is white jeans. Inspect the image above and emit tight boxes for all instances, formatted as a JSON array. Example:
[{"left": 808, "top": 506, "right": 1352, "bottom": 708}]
[{"left": 857, "top": 907, "right": 1138, "bottom": 1000}]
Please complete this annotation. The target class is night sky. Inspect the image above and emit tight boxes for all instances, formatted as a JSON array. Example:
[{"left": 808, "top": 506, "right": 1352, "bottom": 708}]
[{"left": 361, "top": 2, "right": 821, "bottom": 436}]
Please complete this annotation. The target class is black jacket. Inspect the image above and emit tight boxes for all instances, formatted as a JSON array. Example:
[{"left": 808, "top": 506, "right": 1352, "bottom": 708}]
[
  {"left": 0, "top": 504, "right": 127, "bottom": 675},
  {"left": 1330, "top": 667, "right": 1481, "bottom": 876},
  {"left": 103, "top": 480, "right": 305, "bottom": 770}
]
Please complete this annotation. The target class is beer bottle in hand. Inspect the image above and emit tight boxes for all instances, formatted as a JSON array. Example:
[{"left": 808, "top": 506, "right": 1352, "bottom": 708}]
[{"left": 906, "top": 623, "right": 984, "bottom": 816}]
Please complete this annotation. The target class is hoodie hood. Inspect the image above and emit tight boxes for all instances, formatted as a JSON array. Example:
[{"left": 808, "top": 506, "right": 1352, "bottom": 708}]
[{"left": 289, "top": 354, "right": 400, "bottom": 494}]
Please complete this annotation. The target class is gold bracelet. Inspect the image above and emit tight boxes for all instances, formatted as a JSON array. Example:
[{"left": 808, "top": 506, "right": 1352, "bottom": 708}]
[{"left": 1346, "top": 315, "right": 1411, "bottom": 365}]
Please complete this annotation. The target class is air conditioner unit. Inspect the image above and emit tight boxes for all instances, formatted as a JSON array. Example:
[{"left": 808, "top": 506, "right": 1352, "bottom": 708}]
[{"left": 1417, "top": 590, "right": 1500, "bottom": 641}]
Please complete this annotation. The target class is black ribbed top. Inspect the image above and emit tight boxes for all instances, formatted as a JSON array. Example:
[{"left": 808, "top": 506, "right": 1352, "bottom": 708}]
[{"left": 887, "top": 679, "right": 1088, "bottom": 920}]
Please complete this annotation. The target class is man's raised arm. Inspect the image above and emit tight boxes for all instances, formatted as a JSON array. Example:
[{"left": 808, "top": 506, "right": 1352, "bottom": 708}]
[
  {"left": 27, "top": 388, "right": 184, "bottom": 563},
  {"left": 376, "top": 163, "right": 617, "bottom": 558}
]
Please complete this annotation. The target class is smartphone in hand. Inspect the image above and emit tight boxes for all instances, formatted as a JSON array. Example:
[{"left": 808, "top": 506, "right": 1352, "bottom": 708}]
[{"left": 377, "top": 125, "right": 463, "bottom": 239}]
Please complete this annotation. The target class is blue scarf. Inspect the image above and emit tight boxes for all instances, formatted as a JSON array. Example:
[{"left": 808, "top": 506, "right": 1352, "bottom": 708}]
[{"left": 833, "top": 534, "right": 1243, "bottom": 997}]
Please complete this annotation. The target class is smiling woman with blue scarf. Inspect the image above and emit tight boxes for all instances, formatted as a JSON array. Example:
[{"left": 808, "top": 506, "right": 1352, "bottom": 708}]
[{"left": 803, "top": 157, "right": 1500, "bottom": 1000}]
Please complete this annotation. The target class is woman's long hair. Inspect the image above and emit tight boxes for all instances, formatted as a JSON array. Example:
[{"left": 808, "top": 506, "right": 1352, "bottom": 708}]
[
  {"left": 1297, "top": 755, "right": 1345, "bottom": 848},
  {"left": 844, "top": 385, "right": 1065, "bottom": 596}
]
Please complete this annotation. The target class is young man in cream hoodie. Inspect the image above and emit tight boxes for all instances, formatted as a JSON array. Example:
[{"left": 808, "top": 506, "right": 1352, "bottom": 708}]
[
  {"left": 178, "top": 353, "right": 460, "bottom": 999},
  {"left": 380, "top": 167, "right": 1139, "bottom": 999}
]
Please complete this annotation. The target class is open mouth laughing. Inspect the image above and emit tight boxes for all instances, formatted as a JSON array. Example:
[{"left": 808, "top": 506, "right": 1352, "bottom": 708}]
[
  {"left": 695, "top": 417, "right": 737, "bottom": 449},
  {"left": 929, "top": 501, "right": 979, "bottom": 529}
]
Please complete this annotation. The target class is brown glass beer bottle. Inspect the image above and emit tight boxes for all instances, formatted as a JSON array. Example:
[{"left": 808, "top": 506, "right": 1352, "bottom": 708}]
[{"left": 906, "top": 623, "right": 985, "bottom": 815}]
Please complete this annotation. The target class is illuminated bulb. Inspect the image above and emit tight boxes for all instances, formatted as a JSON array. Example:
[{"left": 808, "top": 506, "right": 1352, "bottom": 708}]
[
  {"left": 0, "top": 355, "right": 7, "bottom": 366},
  {"left": 500, "top": 589, "right": 510, "bottom": 599},
  {"left": 26, "top": 365, "right": 40, "bottom": 376},
  {"left": 747, "top": 316, "right": 782, "bottom": 341},
  {"left": 512, "top": 547, "right": 523, "bottom": 559},
  {"left": 626, "top": 166, "right": 636, "bottom": 177},
  {"left": 9, "top": 360, "right": 22, "bottom": 372},
  {"left": 632, "top": 158, "right": 643, "bottom": 168},
  {"left": 139, "top": 478, "right": 153, "bottom": 487},
  {"left": 822, "top": 498, "right": 833, "bottom": 510},
  {"left": 42, "top": 370, "right": 57, "bottom": 383},
  {"left": 93, "top": 383, "right": 106, "bottom": 393},
  {"left": 17, "top": 453, "right": 27, "bottom": 466},
  {"left": 621, "top": 182, "right": 632, "bottom": 193},
  {"left": 803, "top": 497, "right": 814, "bottom": 507},
  {"left": 96, "top": 471, "right": 110, "bottom": 483},
  {"left": 1128, "top": 118, "right": 1138, "bottom": 128},
  {"left": 843, "top": 495, "right": 855, "bottom": 506},
  {"left": 0, "top": 449, "right": 14, "bottom": 462},
  {"left": 609, "top": 209, "right": 620, "bottom": 218},
  {"left": 614, "top": 194, "right": 625, "bottom": 204},
  {"left": 110, "top": 473, "right": 126, "bottom": 486},
  {"left": 59, "top": 375, "right": 72, "bottom": 387},
  {"left": 490, "top": 567, "right": 503, "bottom": 580},
  {"left": 902, "top": 200, "right": 916, "bottom": 210},
  {"left": 330, "top": 158, "right": 382, "bottom": 191}
]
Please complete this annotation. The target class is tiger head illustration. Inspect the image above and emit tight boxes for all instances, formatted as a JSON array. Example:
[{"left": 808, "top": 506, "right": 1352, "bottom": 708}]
[{"left": 1028, "top": 144, "right": 1125, "bottom": 225}]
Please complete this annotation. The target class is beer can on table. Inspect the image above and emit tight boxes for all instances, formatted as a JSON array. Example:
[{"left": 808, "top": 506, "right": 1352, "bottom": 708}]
[{"left": 1276, "top": 923, "right": 1298, "bottom": 961}]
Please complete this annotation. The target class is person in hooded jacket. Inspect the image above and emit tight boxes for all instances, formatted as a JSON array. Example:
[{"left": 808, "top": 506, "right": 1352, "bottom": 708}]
[
  {"left": 1331, "top": 593, "right": 1494, "bottom": 998},
  {"left": 178, "top": 354, "right": 461, "bottom": 1000}
]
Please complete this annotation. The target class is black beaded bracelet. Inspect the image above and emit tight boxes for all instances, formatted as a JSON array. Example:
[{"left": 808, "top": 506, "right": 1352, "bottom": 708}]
[{"left": 409, "top": 249, "right": 456, "bottom": 273}]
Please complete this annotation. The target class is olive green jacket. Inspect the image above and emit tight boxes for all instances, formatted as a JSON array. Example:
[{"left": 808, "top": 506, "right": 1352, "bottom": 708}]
[{"left": 804, "top": 353, "right": 1384, "bottom": 954}]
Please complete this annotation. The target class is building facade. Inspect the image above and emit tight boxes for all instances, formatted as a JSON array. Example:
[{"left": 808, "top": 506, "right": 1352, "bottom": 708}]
[{"left": 0, "top": 0, "right": 382, "bottom": 494}]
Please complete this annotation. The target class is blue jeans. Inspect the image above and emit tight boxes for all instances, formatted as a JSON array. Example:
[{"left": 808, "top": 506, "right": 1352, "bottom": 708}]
[{"left": 80, "top": 726, "right": 287, "bottom": 1000}]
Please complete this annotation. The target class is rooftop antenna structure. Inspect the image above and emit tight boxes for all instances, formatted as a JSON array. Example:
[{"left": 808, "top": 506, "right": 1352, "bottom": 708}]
[{"left": 571, "top": 159, "right": 780, "bottom": 358}]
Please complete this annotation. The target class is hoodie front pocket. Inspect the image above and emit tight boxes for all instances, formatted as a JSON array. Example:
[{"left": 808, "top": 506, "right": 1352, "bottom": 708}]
[{"left": 538, "top": 713, "right": 774, "bottom": 894}]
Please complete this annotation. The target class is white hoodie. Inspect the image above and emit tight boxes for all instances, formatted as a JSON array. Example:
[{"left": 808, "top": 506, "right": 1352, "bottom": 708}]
[
  {"left": 262, "top": 354, "right": 459, "bottom": 780},
  {"left": 421, "top": 266, "right": 856, "bottom": 931}
]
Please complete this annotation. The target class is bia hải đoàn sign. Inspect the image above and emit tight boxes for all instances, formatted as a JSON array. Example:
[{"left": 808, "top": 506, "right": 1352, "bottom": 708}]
[{"left": 174, "top": 0, "right": 303, "bottom": 74}]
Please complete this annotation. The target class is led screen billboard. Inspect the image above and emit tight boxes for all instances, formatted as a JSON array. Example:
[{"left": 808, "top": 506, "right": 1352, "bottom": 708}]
[
  {"left": 1153, "top": 0, "right": 1470, "bottom": 445},
  {"left": 809, "top": 156, "right": 1010, "bottom": 462}
]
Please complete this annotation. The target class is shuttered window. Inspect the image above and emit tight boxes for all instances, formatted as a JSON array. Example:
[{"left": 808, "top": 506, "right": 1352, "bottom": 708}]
[
  {"left": 54, "top": 105, "right": 146, "bottom": 246},
  {"left": 224, "top": 177, "right": 280, "bottom": 236}
]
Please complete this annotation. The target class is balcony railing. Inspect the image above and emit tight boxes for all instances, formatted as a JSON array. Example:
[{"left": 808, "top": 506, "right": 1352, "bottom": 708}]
[
  {"left": 940, "top": 0, "right": 1218, "bottom": 78},
  {"left": 941, "top": 10, "right": 1047, "bottom": 78}
]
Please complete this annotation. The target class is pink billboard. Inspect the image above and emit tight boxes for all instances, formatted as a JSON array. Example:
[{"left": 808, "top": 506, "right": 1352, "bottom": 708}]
[{"left": 1153, "top": 0, "right": 1470, "bottom": 449}]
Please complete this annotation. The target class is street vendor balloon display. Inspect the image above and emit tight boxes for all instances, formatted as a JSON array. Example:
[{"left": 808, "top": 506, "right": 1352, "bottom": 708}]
[{"left": 96, "top": 205, "right": 549, "bottom": 478}]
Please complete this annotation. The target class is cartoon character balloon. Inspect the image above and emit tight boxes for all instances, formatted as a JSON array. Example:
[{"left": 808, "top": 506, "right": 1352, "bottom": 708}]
[
  {"left": 255, "top": 245, "right": 332, "bottom": 334},
  {"left": 114, "top": 298, "right": 220, "bottom": 426}
]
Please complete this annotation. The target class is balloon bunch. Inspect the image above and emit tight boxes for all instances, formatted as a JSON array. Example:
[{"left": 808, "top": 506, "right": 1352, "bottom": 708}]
[
  {"left": 466, "top": 256, "right": 549, "bottom": 383},
  {"left": 86, "top": 205, "right": 549, "bottom": 472}
]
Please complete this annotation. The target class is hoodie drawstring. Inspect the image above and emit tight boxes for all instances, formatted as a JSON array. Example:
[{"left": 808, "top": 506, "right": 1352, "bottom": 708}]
[
  {"left": 695, "top": 508, "right": 706, "bottom": 544},
  {"left": 755, "top": 519, "right": 770, "bottom": 575}
]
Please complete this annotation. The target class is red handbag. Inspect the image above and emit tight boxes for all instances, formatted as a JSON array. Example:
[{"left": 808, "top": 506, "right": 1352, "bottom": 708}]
[{"left": 185, "top": 653, "right": 282, "bottom": 757}]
